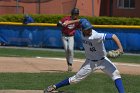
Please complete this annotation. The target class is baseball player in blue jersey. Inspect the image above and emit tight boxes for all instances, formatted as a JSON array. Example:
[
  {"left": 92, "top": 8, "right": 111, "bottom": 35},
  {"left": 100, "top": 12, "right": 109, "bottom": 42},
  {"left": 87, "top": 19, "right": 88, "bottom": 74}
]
[
  {"left": 44, "top": 19, "right": 125, "bottom": 93},
  {"left": 23, "top": 14, "right": 34, "bottom": 24}
]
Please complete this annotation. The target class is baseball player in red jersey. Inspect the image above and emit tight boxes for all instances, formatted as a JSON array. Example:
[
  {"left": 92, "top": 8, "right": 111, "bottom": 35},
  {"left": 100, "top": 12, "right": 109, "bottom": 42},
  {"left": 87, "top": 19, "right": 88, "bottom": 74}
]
[
  {"left": 44, "top": 19, "right": 125, "bottom": 93},
  {"left": 57, "top": 8, "right": 81, "bottom": 71}
]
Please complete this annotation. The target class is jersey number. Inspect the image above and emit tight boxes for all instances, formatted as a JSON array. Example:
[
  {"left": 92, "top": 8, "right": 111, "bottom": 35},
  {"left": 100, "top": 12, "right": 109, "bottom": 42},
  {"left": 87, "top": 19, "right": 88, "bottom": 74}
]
[{"left": 90, "top": 47, "right": 96, "bottom": 52}]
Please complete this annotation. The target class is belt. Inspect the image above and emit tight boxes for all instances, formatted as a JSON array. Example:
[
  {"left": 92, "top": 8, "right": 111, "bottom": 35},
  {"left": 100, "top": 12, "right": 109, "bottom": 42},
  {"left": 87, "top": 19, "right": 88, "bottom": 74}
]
[
  {"left": 62, "top": 34, "right": 74, "bottom": 37},
  {"left": 88, "top": 57, "right": 105, "bottom": 62}
]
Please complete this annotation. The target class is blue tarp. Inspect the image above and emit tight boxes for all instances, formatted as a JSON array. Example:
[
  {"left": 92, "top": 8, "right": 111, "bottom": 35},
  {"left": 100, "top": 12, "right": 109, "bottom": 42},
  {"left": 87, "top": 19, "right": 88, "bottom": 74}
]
[{"left": 0, "top": 25, "right": 140, "bottom": 52}]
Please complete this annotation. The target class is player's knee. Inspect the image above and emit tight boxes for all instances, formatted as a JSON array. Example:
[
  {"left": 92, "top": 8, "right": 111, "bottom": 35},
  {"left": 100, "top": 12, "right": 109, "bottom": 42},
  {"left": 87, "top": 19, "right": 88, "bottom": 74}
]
[
  {"left": 112, "top": 70, "right": 121, "bottom": 81},
  {"left": 69, "top": 75, "right": 83, "bottom": 84},
  {"left": 68, "top": 49, "right": 73, "bottom": 53}
]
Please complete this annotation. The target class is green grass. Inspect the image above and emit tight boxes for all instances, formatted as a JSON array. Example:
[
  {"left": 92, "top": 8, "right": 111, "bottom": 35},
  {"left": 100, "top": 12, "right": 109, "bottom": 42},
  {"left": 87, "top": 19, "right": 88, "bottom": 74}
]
[
  {"left": 0, "top": 47, "right": 140, "bottom": 64},
  {"left": 0, "top": 72, "right": 139, "bottom": 93},
  {"left": 0, "top": 47, "right": 140, "bottom": 93}
]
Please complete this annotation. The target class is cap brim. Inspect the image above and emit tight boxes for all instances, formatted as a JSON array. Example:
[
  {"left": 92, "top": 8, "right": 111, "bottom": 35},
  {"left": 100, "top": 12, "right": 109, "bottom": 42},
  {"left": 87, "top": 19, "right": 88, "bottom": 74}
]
[{"left": 83, "top": 26, "right": 93, "bottom": 30}]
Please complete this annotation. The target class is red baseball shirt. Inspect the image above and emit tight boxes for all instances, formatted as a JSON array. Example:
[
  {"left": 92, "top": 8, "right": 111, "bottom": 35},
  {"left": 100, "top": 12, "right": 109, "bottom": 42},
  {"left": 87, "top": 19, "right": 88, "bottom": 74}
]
[{"left": 60, "top": 16, "right": 81, "bottom": 36}]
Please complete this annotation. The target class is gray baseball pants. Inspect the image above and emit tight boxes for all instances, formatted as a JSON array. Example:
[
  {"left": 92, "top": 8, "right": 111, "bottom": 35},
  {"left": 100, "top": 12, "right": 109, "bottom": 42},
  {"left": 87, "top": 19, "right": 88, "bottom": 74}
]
[{"left": 62, "top": 35, "right": 74, "bottom": 66}]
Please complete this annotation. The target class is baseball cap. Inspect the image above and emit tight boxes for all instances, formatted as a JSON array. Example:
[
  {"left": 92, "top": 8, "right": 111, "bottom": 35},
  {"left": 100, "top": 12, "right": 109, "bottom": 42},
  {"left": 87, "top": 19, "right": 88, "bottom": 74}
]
[
  {"left": 80, "top": 19, "right": 93, "bottom": 30},
  {"left": 71, "top": 8, "right": 79, "bottom": 15}
]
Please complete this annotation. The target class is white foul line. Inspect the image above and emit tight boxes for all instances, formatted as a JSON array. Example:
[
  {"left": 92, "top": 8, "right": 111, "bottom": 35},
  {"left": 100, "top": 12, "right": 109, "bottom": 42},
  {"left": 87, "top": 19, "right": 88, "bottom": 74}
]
[{"left": 36, "top": 57, "right": 140, "bottom": 67}]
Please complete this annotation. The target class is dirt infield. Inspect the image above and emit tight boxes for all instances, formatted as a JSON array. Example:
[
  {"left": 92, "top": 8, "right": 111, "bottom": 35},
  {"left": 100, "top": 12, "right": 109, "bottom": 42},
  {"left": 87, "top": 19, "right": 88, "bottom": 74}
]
[
  {"left": 0, "top": 56, "right": 140, "bottom": 93},
  {"left": 0, "top": 57, "right": 140, "bottom": 74}
]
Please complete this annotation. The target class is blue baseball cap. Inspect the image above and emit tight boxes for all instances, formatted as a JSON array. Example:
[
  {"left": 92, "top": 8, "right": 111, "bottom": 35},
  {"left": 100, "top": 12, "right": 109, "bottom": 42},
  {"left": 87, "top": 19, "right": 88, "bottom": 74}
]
[{"left": 80, "top": 18, "right": 93, "bottom": 30}]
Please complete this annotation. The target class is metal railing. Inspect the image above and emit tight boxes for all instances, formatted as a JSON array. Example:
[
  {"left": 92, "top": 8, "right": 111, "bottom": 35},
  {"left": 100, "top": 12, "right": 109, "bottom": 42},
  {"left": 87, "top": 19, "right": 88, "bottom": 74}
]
[{"left": 0, "top": 5, "right": 24, "bottom": 14}]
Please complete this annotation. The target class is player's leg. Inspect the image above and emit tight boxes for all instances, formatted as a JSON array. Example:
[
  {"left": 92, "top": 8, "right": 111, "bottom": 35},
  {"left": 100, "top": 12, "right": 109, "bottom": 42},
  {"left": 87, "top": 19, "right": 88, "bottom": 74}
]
[
  {"left": 67, "top": 36, "right": 74, "bottom": 71},
  {"left": 61, "top": 36, "right": 70, "bottom": 70},
  {"left": 69, "top": 59, "right": 93, "bottom": 84},
  {"left": 44, "top": 59, "right": 92, "bottom": 93},
  {"left": 101, "top": 57, "right": 125, "bottom": 93}
]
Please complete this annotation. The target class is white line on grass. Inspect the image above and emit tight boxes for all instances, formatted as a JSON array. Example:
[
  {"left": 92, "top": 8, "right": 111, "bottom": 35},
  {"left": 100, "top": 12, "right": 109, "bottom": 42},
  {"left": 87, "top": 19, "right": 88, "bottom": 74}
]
[{"left": 36, "top": 57, "right": 140, "bottom": 67}]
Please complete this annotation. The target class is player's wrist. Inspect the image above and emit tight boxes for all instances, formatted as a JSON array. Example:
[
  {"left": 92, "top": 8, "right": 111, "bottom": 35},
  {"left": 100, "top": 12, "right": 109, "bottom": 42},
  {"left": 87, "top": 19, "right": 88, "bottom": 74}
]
[{"left": 117, "top": 48, "right": 124, "bottom": 53}]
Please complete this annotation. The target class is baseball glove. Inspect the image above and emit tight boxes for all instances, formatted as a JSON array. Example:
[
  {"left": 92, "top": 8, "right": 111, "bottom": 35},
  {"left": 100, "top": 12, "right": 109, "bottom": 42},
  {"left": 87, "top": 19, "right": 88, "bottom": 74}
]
[{"left": 107, "top": 50, "right": 122, "bottom": 58}]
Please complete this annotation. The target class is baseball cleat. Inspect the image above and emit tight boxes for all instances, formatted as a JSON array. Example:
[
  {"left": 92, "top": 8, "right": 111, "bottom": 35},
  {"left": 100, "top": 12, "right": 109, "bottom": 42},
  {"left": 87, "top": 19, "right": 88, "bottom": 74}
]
[
  {"left": 44, "top": 85, "right": 56, "bottom": 93},
  {"left": 68, "top": 66, "right": 72, "bottom": 72}
]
